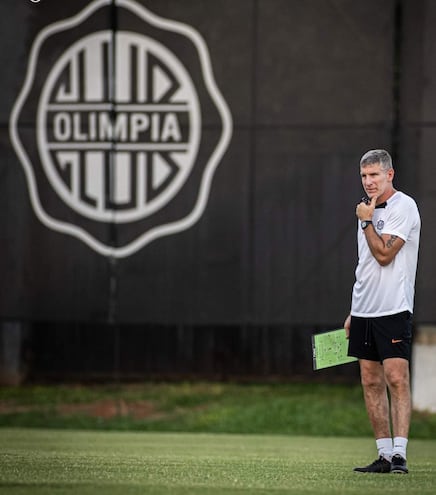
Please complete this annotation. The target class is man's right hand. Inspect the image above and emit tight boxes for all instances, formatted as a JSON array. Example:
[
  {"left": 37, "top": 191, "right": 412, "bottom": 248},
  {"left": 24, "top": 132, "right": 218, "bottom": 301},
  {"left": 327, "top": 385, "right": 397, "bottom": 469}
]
[{"left": 356, "top": 194, "right": 377, "bottom": 221}]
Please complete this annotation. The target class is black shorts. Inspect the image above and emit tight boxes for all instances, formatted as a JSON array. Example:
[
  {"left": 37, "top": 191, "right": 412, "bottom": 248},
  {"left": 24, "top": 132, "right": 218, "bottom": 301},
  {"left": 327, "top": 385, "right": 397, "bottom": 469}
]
[{"left": 348, "top": 311, "right": 412, "bottom": 362}]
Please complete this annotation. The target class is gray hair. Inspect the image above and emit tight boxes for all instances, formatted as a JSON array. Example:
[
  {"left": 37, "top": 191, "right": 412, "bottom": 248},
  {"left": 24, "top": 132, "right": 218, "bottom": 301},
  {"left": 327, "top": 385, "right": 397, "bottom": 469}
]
[{"left": 360, "top": 149, "right": 393, "bottom": 172}]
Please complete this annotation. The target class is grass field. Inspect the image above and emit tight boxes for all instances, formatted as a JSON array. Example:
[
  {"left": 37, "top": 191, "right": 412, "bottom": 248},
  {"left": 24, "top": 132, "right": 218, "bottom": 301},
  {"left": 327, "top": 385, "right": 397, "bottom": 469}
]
[
  {"left": 1, "top": 382, "right": 436, "bottom": 438},
  {"left": 1, "top": 383, "right": 435, "bottom": 494},
  {"left": 1, "top": 428, "right": 436, "bottom": 495}
]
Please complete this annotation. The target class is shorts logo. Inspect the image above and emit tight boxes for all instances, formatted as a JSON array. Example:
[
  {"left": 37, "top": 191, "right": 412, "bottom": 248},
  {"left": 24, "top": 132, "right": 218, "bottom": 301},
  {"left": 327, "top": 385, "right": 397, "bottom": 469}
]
[{"left": 10, "top": 0, "right": 232, "bottom": 257}]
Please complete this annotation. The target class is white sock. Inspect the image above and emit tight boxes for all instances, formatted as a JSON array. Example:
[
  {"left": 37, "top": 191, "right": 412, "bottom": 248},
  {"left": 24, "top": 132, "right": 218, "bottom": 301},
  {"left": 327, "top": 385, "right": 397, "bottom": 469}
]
[
  {"left": 376, "top": 437, "right": 393, "bottom": 461},
  {"left": 393, "top": 437, "right": 408, "bottom": 459}
]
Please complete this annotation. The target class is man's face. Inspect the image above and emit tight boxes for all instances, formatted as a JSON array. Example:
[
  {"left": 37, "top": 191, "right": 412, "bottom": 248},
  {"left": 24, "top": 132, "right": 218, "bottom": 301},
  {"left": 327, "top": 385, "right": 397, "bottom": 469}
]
[{"left": 360, "top": 162, "right": 394, "bottom": 200}]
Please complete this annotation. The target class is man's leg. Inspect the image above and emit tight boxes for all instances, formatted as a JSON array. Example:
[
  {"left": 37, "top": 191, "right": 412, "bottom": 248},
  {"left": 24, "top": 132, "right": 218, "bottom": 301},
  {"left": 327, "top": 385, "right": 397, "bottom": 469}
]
[
  {"left": 353, "top": 359, "right": 393, "bottom": 473},
  {"left": 383, "top": 357, "right": 411, "bottom": 473},
  {"left": 383, "top": 357, "right": 411, "bottom": 439},
  {"left": 360, "top": 359, "right": 391, "bottom": 439}
]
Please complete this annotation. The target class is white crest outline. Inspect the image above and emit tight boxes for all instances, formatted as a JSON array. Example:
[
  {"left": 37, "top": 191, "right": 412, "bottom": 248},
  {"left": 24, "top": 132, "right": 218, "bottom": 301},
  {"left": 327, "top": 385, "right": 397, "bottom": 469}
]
[{"left": 10, "top": 0, "right": 233, "bottom": 258}]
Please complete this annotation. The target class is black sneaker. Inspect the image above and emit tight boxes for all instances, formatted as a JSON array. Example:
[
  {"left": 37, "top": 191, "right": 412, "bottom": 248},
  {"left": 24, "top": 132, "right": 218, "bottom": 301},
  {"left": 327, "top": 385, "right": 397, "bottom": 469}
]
[
  {"left": 391, "top": 454, "right": 408, "bottom": 474},
  {"left": 353, "top": 456, "right": 391, "bottom": 473}
]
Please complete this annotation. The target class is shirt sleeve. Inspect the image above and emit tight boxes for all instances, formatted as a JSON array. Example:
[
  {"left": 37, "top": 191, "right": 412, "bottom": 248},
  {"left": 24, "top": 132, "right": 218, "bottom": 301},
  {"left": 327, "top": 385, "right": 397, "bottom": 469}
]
[{"left": 381, "top": 199, "right": 417, "bottom": 242}]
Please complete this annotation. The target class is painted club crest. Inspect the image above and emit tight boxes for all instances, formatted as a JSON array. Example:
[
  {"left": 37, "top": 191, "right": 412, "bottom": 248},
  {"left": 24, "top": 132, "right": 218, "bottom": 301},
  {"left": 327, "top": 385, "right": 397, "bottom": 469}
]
[{"left": 10, "top": 0, "right": 232, "bottom": 257}]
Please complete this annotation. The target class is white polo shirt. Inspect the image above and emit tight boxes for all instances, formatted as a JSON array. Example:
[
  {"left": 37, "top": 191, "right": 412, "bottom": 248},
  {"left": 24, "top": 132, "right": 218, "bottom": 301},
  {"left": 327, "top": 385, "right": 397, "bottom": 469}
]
[{"left": 351, "top": 191, "right": 421, "bottom": 317}]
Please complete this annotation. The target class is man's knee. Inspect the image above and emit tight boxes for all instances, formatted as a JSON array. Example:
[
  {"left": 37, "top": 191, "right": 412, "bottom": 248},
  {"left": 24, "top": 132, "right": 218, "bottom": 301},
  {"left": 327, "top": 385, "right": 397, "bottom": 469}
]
[
  {"left": 360, "top": 362, "right": 385, "bottom": 390},
  {"left": 383, "top": 358, "right": 410, "bottom": 390}
]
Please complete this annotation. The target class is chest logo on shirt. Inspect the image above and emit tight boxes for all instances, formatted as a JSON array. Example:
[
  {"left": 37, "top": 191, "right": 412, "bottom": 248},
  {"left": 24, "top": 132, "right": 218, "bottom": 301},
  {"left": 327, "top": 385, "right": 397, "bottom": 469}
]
[{"left": 376, "top": 220, "right": 385, "bottom": 231}]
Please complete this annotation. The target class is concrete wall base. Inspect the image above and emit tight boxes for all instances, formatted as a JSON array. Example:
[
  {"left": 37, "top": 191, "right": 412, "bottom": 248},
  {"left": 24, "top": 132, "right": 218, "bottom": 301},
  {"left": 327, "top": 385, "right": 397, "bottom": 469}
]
[{"left": 412, "top": 326, "right": 436, "bottom": 413}]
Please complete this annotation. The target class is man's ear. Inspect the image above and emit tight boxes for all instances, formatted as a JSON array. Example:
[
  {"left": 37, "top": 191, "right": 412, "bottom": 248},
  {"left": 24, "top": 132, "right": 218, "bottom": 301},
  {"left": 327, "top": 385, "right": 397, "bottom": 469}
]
[{"left": 388, "top": 168, "right": 395, "bottom": 182}]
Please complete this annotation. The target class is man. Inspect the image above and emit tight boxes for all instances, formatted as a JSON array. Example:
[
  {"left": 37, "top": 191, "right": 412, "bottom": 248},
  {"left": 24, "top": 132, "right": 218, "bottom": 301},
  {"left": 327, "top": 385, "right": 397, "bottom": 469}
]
[{"left": 344, "top": 149, "right": 421, "bottom": 474}]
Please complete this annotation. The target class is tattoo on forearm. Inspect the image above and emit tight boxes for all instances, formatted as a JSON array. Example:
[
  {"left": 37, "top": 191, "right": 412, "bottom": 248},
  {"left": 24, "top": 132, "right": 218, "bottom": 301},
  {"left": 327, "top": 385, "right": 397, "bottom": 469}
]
[{"left": 386, "top": 235, "right": 398, "bottom": 248}]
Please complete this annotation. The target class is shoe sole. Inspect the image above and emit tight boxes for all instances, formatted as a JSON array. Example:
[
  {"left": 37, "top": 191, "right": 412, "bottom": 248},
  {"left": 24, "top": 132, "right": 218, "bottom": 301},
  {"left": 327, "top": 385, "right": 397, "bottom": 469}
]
[{"left": 353, "top": 469, "right": 391, "bottom": 473}]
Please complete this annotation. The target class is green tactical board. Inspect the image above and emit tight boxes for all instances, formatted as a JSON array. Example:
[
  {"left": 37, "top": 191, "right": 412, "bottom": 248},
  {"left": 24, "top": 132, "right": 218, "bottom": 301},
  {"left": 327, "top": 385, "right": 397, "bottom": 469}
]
[{"left": 312, "top": 328, "right": 358, "bottom": 370}]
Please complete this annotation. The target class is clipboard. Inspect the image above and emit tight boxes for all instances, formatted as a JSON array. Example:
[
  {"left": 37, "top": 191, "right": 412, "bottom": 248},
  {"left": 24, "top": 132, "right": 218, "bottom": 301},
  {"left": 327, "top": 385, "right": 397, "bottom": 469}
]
[{"left": 312, "top": 328, "right": 358, "bottom": 370}]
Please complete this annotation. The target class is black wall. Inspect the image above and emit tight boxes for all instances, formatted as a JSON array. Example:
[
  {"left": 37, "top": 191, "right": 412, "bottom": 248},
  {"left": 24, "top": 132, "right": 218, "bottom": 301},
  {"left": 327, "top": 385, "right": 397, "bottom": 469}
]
[{"left": 0, "top": 0, "right": 434, "bottom": 380}]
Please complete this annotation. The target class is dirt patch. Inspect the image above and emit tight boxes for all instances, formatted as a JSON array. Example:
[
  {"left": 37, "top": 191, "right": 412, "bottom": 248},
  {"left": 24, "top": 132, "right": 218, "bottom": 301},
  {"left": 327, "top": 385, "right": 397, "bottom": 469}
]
[
  {"left": 57, "top": 399, "right": 162, "bottom": 419},
  {"left": 0, "top": 399, "right": 165, "bottom": 420}
]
